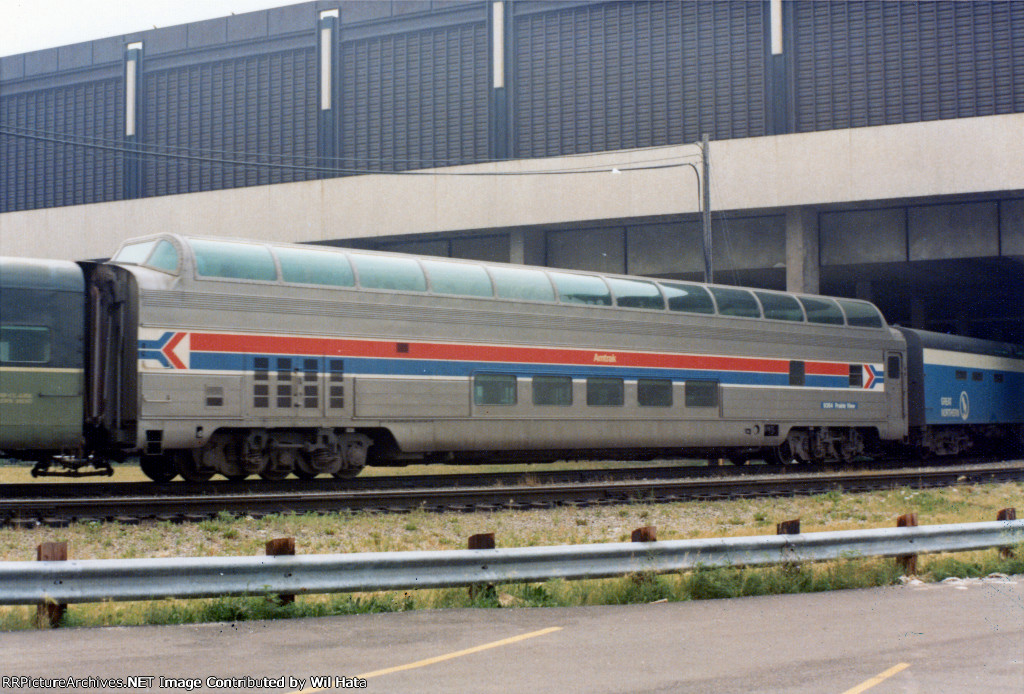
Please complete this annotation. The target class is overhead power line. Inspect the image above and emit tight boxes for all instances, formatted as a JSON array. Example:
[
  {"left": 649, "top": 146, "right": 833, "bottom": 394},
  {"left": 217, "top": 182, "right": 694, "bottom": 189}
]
[{"left": 0, "top": 123, "right": 703, "bottom": 178}]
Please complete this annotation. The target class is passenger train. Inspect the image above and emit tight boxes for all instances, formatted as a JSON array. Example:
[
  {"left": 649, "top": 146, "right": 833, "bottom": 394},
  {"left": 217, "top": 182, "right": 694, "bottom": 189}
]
[{"left": 1, "top": 234, "right": 1022, "bottom": 482}]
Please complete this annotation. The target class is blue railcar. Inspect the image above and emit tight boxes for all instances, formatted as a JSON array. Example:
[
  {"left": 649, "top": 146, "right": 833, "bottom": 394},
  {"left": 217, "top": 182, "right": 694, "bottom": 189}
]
[{"left": 897, "top": 328, "right": 1024, "bottom": 455}]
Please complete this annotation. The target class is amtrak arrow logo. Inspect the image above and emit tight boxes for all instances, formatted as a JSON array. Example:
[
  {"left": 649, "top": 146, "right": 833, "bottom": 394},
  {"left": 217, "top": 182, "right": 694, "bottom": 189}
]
[
  {"left": 138, "top": 331, "right": 190, "bottom": 369},
  {"left": 863, "top": 365, "right": 878, "bottom": 390}
]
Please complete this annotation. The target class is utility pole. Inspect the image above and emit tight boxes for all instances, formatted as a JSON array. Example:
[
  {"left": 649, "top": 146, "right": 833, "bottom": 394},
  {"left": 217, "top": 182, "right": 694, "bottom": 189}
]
[{"left": 700, "top": 133, "right": 712, "bottom": 284}]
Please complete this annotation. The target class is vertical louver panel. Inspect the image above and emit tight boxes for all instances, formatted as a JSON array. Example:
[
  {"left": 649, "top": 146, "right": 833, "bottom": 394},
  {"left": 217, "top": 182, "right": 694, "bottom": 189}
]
[
  {"left": 792, "top": 0, "right": 1024, "bottom": 133},
  {"left": 512, "top": 0, "right": 766, "bottom": 159},
  {"left": 143, "top": 48, "right": 317, "bottom": 197},
  {"left": 0, "top": 79, "right": 122, "bottom": 212},
  {"left": 340, "top": 20, "right": 489, "bottom": 174}
]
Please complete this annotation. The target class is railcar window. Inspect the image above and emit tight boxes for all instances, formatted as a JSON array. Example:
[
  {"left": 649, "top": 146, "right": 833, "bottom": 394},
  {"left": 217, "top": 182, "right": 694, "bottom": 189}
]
[
  {"left": 754, "top": 292, "right": 804, "bottom": 321},
  {"left": 549, "top": 272, "right": 613, "bottom": 306},
  {"left": 849, "top": 364, "right": 863, "bottom": 388},
  {"left": 533, "top": 376, "right": 573, "bottom": 406},
  {"left": 836, "top": 300, "right": 884, "bottom": 328},
  {"left": 474, "top": 374, "right": 517, "bottom": 406},
  {"left": 789, "top": 361, "right": 805, "bottom": 387},
  {"left": 606, "top": 277, "right": 665, "bottom": 310},
  {"left": 488, "top": 266, "right": 556, "bottom": 302},
  {"left": 276, "top": 247, "right": 355, "bottom": 287},
  {"left": 638, "top": 379, "right": 673, "bottom": 407},
  {"left": 798, "top": 297, "right": 845, "bottom": 325},
  {"left": 660, "top": 282, "right": 715, "bottom": 314},
  {"left": 955, "top": 370, "right": 967, "bottom": 381},
  {"left": 147, "top": 240, "right": 180, "bottom": 273},
  {"left": 0, "top": 326, "right": 50, "bottom": 363},
  {"left": 972, "top": 372, "right": 983, "bottom": 382},
  {"left": 709, "top": 287, "right": 761, "bottom": 318},
  {"left": 887, "top": 355, "right": 901, "bottom": 380},
  {"left": 350, "top": 254, "right": 427, "bottom": 292},
  {"left": 586, "top": 378, "right": 624, "bottom": 406},
  {"left": 113, "top": 240, "right": 156, "bottom": 264},
  {"left": 421, "top": 259, "right": 493, "bottom": 298},
  {"left": 191, "top": 239, "right": 277, "bottom": 281},
  {"left": 685, "top": 380, "right": 718, "bottom": 408},
  {"left": 994, "top": 373, "right": 1004, "bottom": 384}
]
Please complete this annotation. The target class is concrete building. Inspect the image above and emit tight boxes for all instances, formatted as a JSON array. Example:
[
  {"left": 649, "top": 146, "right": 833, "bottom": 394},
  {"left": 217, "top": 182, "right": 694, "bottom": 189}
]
[{"left": 2, "top": 1, "right": 1022, "bottom": 340}]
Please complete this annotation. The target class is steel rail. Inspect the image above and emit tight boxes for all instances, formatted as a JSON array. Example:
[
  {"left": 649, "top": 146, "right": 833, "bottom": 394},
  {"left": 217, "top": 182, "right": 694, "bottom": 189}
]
[
  {"left": 1, "top": 462, "right": 1022, "bottom": 526},
  {"left": 1, "top": 521, "right": 1021, "bottom": 605}
]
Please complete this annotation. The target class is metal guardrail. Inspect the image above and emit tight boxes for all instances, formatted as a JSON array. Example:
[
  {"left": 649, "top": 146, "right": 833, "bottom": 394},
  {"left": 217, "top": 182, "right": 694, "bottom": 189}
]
[{"left": 1, "top": 520, "right": 1021, "bottom": 606}]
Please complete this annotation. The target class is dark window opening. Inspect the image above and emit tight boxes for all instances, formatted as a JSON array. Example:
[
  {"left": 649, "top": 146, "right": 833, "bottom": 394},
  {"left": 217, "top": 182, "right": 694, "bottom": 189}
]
[
  {"left": 789, "top": 361, "right": 806, "bottom": 387},
  {"left": 586, "top": 378, "right": 624, "bottom": 407},
  {"left": 685, "top": 381, "right": 718, "bottom": 408},
  {"left": 848, "top": 364, "right": 863, "bottom": 388},
  {"left": 638, "top": 379, "right": 673, "bottom": 407}
]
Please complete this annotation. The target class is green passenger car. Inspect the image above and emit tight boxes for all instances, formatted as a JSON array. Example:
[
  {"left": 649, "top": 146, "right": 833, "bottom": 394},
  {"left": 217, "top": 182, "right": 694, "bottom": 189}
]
[{"left": 0, "top": 258, "right": 85, "bottom": 456}]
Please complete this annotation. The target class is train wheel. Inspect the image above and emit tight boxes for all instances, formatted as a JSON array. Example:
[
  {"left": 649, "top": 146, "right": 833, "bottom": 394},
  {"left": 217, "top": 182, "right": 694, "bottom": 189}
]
[
  {"left": 293, "top": 468, "right": 317, "bottom": 480},
  {"left": 140, "top": 454, "right": 177, "bottom": 483},
  {"left": 223, "top": 473, "right": 249, "bottom": 482},
  {"left": 728, "top": 455, "right": 748, "bottom": 466},
  {"left": 175, "top": 451, "right": 214, "bottom": 483},
  {"left": 763, "top": 441, "right": 795, "bottom": 466},
  {"left": 259, "top": 468, "right": 289, "bottom": 481},
  {"left": 332, "top": 463, "right": 365, "bottom": 479}
]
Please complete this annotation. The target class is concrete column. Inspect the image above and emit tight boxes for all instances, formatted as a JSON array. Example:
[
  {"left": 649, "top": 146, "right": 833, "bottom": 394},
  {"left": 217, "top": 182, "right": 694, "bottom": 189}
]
[
  {"left": 785, "top": 207, "right": 820, "bottom": 294},
  {"left": 509, "top": 229, "right": 545, "bottom": 266}
]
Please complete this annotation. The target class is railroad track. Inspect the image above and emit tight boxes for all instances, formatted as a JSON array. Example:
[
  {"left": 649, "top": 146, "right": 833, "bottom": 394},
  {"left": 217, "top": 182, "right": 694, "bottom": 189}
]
[
  {"left": 0, "top": 454, "right": 1007, "bottom": 500},
  {"left": 2, "top": 460, "right": 1021, "bottom": 527}
]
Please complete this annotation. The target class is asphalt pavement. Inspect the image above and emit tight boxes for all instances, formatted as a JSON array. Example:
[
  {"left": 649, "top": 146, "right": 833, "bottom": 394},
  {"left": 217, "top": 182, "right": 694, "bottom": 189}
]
[{"left": 2, "top": 575, "right": 1021, "bottom": 693}]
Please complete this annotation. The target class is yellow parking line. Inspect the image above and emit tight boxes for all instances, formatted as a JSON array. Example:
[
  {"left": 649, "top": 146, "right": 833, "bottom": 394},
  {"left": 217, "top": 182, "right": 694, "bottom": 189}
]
[
  {"left": 841, "top": 663, "right": 911, "bottom": 694},
  {"left": 294, "top": 626, "right": 563, "bottom": 693}
]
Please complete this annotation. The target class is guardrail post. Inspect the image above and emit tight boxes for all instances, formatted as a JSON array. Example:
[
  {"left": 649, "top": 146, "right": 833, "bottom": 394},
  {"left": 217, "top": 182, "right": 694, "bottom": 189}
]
[
  {"left": 776, "top": 519, "right": 800, "bottom": 535},
  {"left": 631, "top": 526, "right": 657, "bottom": 542},
  {"left": 35, "top": 542, "right": 67, "bottom": 628},
  {"left": 468, "top": 533, "right": 496, "bottom": 600},
  {"left": 776, "top": 519, "right": 801, "bottom": 569},
  {"left": 896, "top": 513, "right": 918, "bottom": 575},
  {"left": 997, "top": 508, "right": 1017, "bottom": 558},
  {"left": 265, "top": 538, "right": 295, "bottom": 605}
]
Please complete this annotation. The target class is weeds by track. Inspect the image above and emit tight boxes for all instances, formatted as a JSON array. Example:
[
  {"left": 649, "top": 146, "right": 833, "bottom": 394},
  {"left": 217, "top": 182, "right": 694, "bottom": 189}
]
[{"left": 1, "top": 459, "right": 1021, "bottom": 527}]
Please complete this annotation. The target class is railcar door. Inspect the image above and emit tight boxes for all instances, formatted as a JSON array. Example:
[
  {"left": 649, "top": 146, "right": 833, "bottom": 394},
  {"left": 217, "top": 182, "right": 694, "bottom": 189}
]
[
  {"left": 83, "top": 263, "right": 139, "bottom": 453},
  {"left": 884, "top": 350, "right": 906, "bottom": 435}
]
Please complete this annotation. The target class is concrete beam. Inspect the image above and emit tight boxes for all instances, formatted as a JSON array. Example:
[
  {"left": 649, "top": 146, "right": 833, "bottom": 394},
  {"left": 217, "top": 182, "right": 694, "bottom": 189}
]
[{"left": 3, "top": 114, "right": 1024, "bottom": 260}]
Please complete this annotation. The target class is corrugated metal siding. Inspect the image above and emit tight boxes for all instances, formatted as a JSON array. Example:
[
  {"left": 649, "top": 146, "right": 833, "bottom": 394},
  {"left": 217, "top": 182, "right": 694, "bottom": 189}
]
[
  {"left": 792, "top": 0, "right": 1024, "bottom": 132},
  {"left": 0, "top": 79, "right": 124, "bottom": 212},
  {"left": 511, "top": 0, "right": 767, "bottom": 158},
  {"left": 143, "top": 48, "right": 318, "bottom": 197},
  {"left": 339, "top": 21, "right": 489, "bottom": 173}
]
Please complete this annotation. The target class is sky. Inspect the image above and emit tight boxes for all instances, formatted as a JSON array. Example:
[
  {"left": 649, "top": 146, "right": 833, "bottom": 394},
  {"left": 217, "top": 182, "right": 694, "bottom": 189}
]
[{"left": 1, "top": 0, "right": 312, "bottom": 57}]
